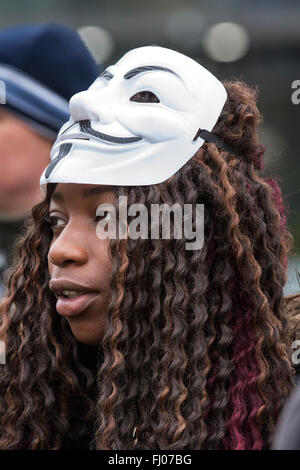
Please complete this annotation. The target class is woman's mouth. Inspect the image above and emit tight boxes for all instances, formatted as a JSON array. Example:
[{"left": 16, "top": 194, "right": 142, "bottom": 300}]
[{"left": 55, "top": 290, "right": 100, "bottom": 316}]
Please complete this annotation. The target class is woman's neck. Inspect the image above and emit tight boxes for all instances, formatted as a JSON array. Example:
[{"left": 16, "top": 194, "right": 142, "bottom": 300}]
[{"left": 77, "top": 341, "right": 102, "bottom": 377}]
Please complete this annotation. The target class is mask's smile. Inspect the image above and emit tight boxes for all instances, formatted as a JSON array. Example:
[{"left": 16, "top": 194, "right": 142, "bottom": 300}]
[
  {"left": 80, "top": 120, "right": 143, "bottom": 144},
  {"left": 58, "top": 120, "right": 143, "bottom": 145}
]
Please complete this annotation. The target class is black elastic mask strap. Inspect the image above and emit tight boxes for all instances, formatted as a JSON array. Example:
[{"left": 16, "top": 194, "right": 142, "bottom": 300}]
[{"left": 194, "top": 128, "right": 243, "bottom": 159}]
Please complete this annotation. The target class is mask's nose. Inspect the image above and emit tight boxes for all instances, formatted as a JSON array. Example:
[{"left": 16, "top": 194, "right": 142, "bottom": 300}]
[
  {"left": 69, "top": 90, "right": 99, "bottom": 121},
  {"left": 69, "top": 89, "right": 114, "bottom": 124}
]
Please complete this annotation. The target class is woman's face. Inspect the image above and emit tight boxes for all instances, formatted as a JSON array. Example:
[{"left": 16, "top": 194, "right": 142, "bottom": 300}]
[{"left": 47, "top": 183, "right": 116, "bottom": 345}]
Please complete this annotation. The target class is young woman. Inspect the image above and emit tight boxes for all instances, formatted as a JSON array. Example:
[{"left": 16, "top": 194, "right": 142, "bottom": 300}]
[{"left": 0, "top": 46, "right": 295, "bottom": 450}]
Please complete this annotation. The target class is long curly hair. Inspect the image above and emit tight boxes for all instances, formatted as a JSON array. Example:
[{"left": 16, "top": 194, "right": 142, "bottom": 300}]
[{"left": 0, "top": 80, "right": 295, "bottom": 450}]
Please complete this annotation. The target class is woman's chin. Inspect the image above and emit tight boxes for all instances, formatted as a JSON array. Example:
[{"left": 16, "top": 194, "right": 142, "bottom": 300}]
[{"left": 68, "top": 322, "right": 105, "bottom": 345}]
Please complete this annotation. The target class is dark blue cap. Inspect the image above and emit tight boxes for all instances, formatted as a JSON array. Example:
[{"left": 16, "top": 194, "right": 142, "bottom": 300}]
[{"left": 0, "top": 23, "right": 100, "bottom": 139}]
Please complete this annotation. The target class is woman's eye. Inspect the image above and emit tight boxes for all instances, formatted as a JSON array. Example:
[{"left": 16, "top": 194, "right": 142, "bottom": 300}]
[
  {"left": 46, "top": 216, "right": 66, "bottom": 229},
  {"left": 130, "top": 91, "right": 160, "bottom": 103}
]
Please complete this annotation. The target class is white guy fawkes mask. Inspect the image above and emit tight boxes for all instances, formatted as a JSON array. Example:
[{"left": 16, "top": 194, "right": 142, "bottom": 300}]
[{"left": 40, "top": 45, "right": 227, "bottom": 192}]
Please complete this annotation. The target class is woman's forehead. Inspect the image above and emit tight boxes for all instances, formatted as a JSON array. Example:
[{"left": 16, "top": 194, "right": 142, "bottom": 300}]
[{"left": 50, "top": 183, "right": 116, "bottom": 202}]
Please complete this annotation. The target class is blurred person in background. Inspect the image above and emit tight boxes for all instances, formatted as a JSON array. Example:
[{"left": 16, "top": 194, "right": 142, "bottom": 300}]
[{"left": 0, "top": 23, "right": 99, "bottom": 299}]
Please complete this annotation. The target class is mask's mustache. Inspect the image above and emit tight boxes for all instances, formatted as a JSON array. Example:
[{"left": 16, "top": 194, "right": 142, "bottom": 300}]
[
  {"left": 45, "top": 119, "right": 143, "bottom": 180},
  {"left": 61, "top": 120, "right": 143, "bottom": 144}
]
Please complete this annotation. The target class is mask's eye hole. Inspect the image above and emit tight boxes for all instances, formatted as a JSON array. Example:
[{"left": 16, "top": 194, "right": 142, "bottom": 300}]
[{"left": 130, "top": 91, "right": 160, "bottom": 103}]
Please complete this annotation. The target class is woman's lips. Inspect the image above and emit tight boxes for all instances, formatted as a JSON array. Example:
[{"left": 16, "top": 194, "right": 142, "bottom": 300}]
[{"left": 56, "top": 292, "right": 100, "bottom": 316}]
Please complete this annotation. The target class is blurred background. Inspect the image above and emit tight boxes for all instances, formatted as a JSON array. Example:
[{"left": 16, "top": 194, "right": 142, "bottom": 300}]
[{"left": 0, "top": 0, "right": 299, "bottom": 293}]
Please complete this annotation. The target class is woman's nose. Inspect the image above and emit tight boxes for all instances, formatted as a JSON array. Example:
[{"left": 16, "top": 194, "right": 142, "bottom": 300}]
[
  {"left": 69, "top": 89, "right": 114, "bottom": 124},
  {"left": 48, "top": 226, "right": 88, "bottom": 267}
]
